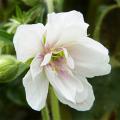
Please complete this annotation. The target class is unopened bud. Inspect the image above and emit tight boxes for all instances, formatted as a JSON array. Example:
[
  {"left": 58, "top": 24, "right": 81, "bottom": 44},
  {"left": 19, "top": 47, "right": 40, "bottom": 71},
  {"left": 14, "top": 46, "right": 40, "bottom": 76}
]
[{"left": 0, "top": 55, "right": 18, "bottom": 83}]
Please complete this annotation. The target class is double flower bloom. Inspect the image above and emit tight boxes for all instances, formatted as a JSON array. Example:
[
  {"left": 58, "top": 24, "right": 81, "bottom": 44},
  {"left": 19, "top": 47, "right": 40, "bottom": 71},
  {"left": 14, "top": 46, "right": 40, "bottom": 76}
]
[{"left": 13, "top": 11, "right": 111, "bottom": 111}]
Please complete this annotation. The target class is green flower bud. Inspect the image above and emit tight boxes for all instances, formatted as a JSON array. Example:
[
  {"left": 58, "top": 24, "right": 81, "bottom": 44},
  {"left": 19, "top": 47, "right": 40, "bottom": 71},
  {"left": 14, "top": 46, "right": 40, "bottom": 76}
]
[{"left": 0, "top": 55, "right": 18, "bottom": 83}]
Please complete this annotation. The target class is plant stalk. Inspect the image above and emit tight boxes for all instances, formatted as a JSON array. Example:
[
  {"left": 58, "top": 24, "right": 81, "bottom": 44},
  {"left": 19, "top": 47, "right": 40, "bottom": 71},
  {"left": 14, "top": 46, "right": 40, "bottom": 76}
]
[
  {"left": 50, "top": 87, "right": 61, "bottom": 120},
  {"left": 41, "top": 104, "right": 50, "bottom": 120},
  {"left": 44, "top": 0, "right": 54, "bottom": 13}
]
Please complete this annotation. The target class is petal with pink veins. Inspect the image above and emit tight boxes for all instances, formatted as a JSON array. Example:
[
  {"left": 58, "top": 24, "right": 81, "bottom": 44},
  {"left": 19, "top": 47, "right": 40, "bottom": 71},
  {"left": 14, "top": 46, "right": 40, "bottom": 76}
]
[
  {"left": 45, "top": 65, "right": 94, "bottom": 111},
  {"left": 40, "top": 53, "right": 52, "bottom": 66}
]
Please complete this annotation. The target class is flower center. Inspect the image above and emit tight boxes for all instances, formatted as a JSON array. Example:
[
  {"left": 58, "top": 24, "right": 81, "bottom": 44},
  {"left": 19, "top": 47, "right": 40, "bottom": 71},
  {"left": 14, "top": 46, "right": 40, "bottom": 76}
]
[
  {"left": 50, "top": 52, "right": 65, "bottom": 72},
  {"left": 51, "top": 49, "right": 64, "bottom": 61},
  {"left": 40, "top": 35, "right": 74, "bottom": 71}
]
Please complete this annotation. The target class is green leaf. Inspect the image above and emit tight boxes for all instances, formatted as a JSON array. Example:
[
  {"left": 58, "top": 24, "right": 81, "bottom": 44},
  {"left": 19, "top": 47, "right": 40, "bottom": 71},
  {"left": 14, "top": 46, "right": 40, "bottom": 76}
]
[
  {"left": 87, "top": 0, "right": 105, "bottom": 34},
  {"left": 0, "top": 0, "right": 21, "bottom": 22},
  {"left": 0, "top": 29, "right": 13, "bottom": 41},
  {"left": 93, "top": 5, "right": 120, "bottom": 66},
  {"left": 7, "top": 83, "right": 26, "bottom": 106},
  {"left": 0, "top": 29, "right": 15, "bottom": 54},
  {"left": 15, "top": 6, "right": 23, "bottom": 19},
  {"left": 116, "top": 0, "right": 120, "bottom": 5},
  {"left": 27, "top": 4, "right": 47, "bottom": 24},
  {"left": 12, "top": 61, "right": 29, "bottom": 81},
  {"left": 53, "top": 0, "right": 64, "bottom": 12},
  {"left": 61, "top": 105, "right": 72, "bottom": 120},
  {"left": 93, "top": 5, "right": 119, "bottom": 40},
  {"left": 4, "top": 4, "right": 47, "bottom": 33},
  {"left": 22, "top": 0, "right": 41, "bottom": 6}
]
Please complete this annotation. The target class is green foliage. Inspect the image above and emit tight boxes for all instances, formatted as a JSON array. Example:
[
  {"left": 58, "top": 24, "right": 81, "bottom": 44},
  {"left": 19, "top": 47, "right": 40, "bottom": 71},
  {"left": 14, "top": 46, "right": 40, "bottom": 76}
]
[
  {"left": 6, "top": 80, "right": 27, "bottom": 106},
  {"left": 22, "top": 0, "right": 41, "bottom": 6},
  {"left": 0, "top": 0, "right": 21, "bottom": 21},
  {"left": 4, "top": 4, "right": 47, "bottom": 33},
  {"left": 53, "top": 0, "right": 64, "bottom": 12},
  {"left": 0, "top": 30, "right": 15, "bottom": 54},
  {"left": 116, "top": 0, "right": 120, "bottom": 5},
  {"left": 94, "top": 5, "right": 120, "bottom": 67}
]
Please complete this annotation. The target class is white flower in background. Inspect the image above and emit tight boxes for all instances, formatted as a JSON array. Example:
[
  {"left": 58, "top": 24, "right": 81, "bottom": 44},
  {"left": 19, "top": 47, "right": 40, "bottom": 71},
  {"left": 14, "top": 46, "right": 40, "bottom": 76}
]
[{"left": 13, "top": 10, "right": 111, "bottom": 111}]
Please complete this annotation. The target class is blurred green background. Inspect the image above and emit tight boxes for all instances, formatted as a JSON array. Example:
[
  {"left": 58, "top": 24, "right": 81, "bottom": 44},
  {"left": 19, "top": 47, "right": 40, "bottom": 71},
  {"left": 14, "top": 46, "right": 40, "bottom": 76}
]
[{"left": 0, "top": 0, "right": 120, "bottom": 120}]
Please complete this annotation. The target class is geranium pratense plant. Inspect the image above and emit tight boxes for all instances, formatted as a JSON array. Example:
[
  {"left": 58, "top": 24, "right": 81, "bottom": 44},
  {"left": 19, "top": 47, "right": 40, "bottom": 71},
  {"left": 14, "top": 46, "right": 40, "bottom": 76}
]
[{"left": 13, "top": 11, "right": 111, "bottom": 111}]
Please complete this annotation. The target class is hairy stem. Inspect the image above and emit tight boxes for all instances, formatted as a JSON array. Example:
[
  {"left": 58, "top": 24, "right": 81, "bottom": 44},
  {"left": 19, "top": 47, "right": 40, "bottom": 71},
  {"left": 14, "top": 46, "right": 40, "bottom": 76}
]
[
  {"left": 44, "top": 0, "right": 54, "bottom": 13},
  {"left": 41, "top": 104, "right": 50, "bottom": 120},
  {"left": 50, "top": 87, "right": 61, "bottom": 120}
]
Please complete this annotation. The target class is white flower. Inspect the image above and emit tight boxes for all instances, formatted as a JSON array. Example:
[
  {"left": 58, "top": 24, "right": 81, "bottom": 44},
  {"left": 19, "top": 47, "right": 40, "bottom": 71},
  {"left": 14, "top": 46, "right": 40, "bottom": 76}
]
[{"left": 13, "top": 10, "right": 111, "bottom": 111}]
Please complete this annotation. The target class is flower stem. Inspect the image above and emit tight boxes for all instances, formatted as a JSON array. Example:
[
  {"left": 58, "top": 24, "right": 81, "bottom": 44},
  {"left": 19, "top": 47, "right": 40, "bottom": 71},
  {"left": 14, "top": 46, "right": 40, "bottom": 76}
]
[
  {"left": 44, "top": 0, "right": 54, "bottom": 13},
  {"left": 41, "top": 104, "right": 50, "bottom": 120},
  {"left": 50, "top": 87, "right": 61, "bottom": 120}
]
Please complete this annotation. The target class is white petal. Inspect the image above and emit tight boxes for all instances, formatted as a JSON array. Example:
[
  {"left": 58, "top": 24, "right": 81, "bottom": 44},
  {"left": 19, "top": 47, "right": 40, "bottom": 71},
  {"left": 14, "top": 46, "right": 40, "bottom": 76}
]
[
  {"left": 67, "top": 55, "right": 74, "bottom": 69},
  {"left": 13, "top": 24, "right": 45, "bottom": 62},
  {"left": 45, "top": 66, "right": 94, "bottom": 111},
  {"left": 63, "top": 48, "right": 74, "bottom": 69},
  {"left": 48, "top": 10, "right": 85, "bottom": 25},
  {"left": 63, "top": 48, "right": 68, "bottom": 59},
  {"left": 30, "top": 55, "right": 42, "bottom": 81},
  {"left": 45, "top": 66, "right": 84, "bottom": 103},
  {"left": 55, "top": 78, "right": 95, "bottom": 111},
  {"left": 75, "top": 63, "right": 111, "bottom": 78},
  {"left": 67, "top": 37, "right": 111, "bottom": 77},
  {"left": 41, "top": 53, "right": 52, "bottom": 66},
  {"left": 23, "top": 70, "right": 49, "bottom": 111},
  {"left": 45, "top": 10, "right": 88, "bottom": 47},
  {"left": 75, "top": 73, "right": 95, "bottom": 111}
]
